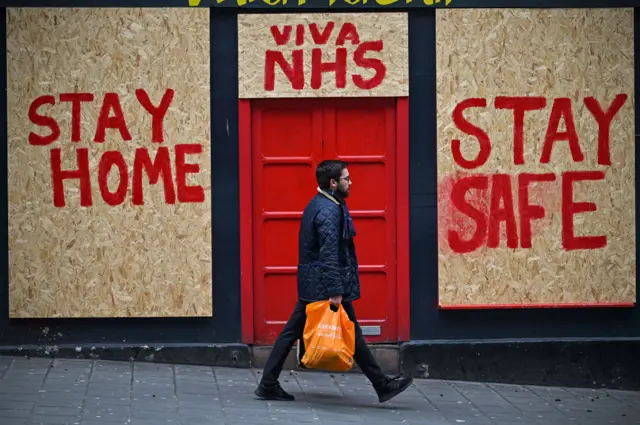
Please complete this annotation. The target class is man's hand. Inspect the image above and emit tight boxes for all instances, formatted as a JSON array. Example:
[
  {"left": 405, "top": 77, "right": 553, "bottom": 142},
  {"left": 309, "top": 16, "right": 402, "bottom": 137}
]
[{"left": 329, "top": 295, "right": 343, "bottom": 306}]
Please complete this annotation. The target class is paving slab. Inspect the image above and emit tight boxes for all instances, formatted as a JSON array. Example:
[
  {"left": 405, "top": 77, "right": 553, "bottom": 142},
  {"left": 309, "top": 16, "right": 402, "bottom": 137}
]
[{"left": 0, "top": 355, "right": 637, "bottom": 425}]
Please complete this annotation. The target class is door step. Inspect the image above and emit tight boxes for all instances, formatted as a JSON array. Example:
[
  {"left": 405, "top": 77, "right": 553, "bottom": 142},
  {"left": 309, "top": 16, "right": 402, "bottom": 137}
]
[{"left": 250, "top": 343, "right": 399, "bottom": 375}]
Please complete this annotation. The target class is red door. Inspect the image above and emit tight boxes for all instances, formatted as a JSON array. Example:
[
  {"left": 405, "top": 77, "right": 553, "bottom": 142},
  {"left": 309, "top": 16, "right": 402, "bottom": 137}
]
[{"left": 251, "top": 98, "right": 397, "bottom": 345}]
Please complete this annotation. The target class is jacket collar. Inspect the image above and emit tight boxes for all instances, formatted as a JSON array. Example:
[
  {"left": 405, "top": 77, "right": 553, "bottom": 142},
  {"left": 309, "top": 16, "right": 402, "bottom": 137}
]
[{"left": 317, "top": 187, "right": 341, "bottom": 205}]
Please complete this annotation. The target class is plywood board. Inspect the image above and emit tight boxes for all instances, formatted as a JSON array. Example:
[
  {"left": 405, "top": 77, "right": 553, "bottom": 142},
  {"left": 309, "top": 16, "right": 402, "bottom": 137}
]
[
  {"left": 238, "top": 13, "right": 408, "bottom": 98},
  {"left": 436, "top": 9, "right": 636, "bottom": 307},
  {"left": 7, "top": 8, "right": 213, "bottom": 318}
]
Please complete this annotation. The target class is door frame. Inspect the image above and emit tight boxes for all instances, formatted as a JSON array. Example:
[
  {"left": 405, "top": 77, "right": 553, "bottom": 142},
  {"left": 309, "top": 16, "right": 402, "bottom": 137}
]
[{"left": 238, "top": 97, "right": 410, "bottom": 344}]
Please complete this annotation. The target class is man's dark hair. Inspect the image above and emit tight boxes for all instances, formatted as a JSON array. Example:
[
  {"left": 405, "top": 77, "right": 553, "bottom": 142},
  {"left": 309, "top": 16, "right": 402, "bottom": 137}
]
[{"left": 316, "top": 160, "right": 348, "bottom": 190}]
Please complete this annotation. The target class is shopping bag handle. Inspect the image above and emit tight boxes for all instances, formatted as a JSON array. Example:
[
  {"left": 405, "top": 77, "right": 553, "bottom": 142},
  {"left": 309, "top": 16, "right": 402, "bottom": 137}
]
[{"left": 329, "top": 303, "right": 339, "bottom": 313}]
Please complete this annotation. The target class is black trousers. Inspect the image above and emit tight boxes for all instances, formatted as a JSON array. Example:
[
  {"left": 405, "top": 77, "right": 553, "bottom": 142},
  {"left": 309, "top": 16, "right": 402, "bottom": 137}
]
[{"left": 260, "top": 300, "right": 387, "bottom": 390}]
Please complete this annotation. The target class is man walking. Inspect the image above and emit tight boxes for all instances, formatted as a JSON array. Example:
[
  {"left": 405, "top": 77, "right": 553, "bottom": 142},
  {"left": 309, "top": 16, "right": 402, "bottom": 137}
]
[{"left": 254, "top": 160, "right": 413, "bottom": 403}]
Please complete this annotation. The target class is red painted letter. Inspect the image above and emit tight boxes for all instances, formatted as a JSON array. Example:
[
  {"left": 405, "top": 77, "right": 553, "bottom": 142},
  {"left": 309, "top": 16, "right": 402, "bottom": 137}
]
[
  {"left": 309, "top": 22, "right": 335, "bottom": 45},
  {"left": 59, "top": 93, "right": 94, "bottom": 142},
  {"left": 270, "top": 25, "right": 292, "bottom": 46},
  {"left": 135, "top": 89, "right": 175, "bottom": 143},
  {"left": 487, "top": 174, "right": 518, "bottom": 249},
  {"left": 584, "top": 94, "right": 628, "bottom": 165},
  {"left": 451, "top": 98, "right": 491, "bottom": 169},
  {"left": 29, "top": 95, "right": 60, "bottom": 146},
  {"left": 448, "top": 175, "right": 489, "bottom": 254},
  {"left": 494, "top": 96, "right": 546, "bottom": 165},
  {"left": 352, "top": 40, "right": 386, "bottom": 90},
  {"left": 295, "top": 24, "right": 304, "bottom": 46},
  {"left": 562, "top": 170, "right": 606, "bottom": 250},
  {"left": 540, "top": 98, "right": 584, "bottom": 164},
  {"left": 132, "top": 146, "right": 176, "bottom": 205},
  {"left": 94, "top": 93, "right": 132, "bottom": 143},
  {"left": 311, "top": 47, "right": 347, "bottom": 89},
  {"left": 518, "top": 173, "right": 556, "bottom": 248},
  {"left": 98, "top": 151, "right": 128, "bottom": 206},
  {"left": 335, "top": 22, "right": 360, "bottom": 45},
  {"left": 175, "top": 144, "right": 205, "bottom": 203},
  {"left": 50, "top": 148, "right": 92, "bottom": 207},
  {"left": 264, "top": 50, "right": 304, "bottom": 91}
]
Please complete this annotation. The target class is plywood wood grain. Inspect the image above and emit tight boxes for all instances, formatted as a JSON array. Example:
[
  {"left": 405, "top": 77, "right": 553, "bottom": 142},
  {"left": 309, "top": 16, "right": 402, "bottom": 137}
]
[
  {"left": 436, "top": 8, "right": 635, "bottom": 307},
  {"left": 238, "top": 13, "right": 408, "bottom": 98},
  {"left": 7, "top": 8, "right": 213, "bottom": 318}
]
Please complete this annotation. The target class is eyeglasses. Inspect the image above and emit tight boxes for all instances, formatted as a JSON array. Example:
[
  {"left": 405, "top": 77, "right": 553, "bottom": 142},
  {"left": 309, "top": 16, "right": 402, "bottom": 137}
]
[{"left": 339, "top": 176, "right": 351, "bottom": 182}]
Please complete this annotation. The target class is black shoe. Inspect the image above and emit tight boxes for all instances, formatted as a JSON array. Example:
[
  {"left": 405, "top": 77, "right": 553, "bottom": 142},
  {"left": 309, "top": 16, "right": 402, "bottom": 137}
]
[
  {"left": 254, "top": 382, "right": 295, "bottom": 401},
  {"left": 376, "top": 375, "right": 413, "bottom": 403}
]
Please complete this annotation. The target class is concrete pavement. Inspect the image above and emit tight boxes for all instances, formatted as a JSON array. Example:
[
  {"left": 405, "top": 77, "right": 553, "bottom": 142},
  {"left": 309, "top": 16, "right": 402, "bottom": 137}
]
[{"left": 0, "top": 355, "right": 638, "bottom": 425}]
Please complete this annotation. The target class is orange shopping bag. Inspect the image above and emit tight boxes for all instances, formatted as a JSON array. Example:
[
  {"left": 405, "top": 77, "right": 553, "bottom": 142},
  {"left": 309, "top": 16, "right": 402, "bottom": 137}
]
[{"left": 300, "top": 301, "right": 356, "bottom": 372}]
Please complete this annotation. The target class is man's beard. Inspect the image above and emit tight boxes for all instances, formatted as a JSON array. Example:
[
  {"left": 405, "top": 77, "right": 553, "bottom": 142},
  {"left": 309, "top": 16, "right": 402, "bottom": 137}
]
[{"left": 337, "top": 187, "right": 350, "bottom": 198}]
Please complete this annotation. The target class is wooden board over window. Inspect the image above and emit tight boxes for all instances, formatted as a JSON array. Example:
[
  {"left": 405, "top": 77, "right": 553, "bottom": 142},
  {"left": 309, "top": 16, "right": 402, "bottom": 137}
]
[
  {"left": 7, "top": 8, "right": 213, "bottom": 318},
  {"left": 238, "top": 13, "right": 408, "bottom": 98},
  {"left": 435, "top": 8, "right": 636, "bottom": 308}
]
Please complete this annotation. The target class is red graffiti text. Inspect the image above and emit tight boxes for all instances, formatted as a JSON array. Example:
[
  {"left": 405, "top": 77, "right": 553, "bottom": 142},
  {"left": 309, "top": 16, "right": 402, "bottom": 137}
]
[
  {"left": 27, "top": 89, "right": 205, "bottom": 208},
  {"left": 441, "top": 94, "right": 628, "bottom": 254},
  {"left": 264, "top": 21, "right": 386, "bottom": 91},
  {"left": 444, "top": 171, "right": 606, "bottom": 254},
  {"left": 452, "top": 94, "right": 628, "bottom": 168}
]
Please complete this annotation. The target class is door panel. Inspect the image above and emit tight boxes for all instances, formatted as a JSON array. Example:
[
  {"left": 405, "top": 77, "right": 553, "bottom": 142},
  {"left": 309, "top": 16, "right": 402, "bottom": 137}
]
[
  {"left": 261, "top": 164, "right": 317, "bottom": 212},
  {"left": 263, "top": 274, "right": 299, "bottom": 323},
  {"left": 340, "top": 162, "right": 388, "bottom": 211},
  {"left": 323, "top": 98, "right": 397, "bottom": 343},
  {"left": 252, "top": 99, "right": 323, "bottom": 344},
  {"left": 252, "top": 98, "right": 397, "bottom": 344},
  {"left": 333, "top": 101, "right": 390, "bottom": 157}
]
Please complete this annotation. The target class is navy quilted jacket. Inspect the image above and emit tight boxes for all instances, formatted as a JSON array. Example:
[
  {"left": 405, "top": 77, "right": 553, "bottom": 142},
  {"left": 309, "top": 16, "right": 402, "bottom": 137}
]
[{"left": 297, "top": 190, "right": 361, "bottom": 302}]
